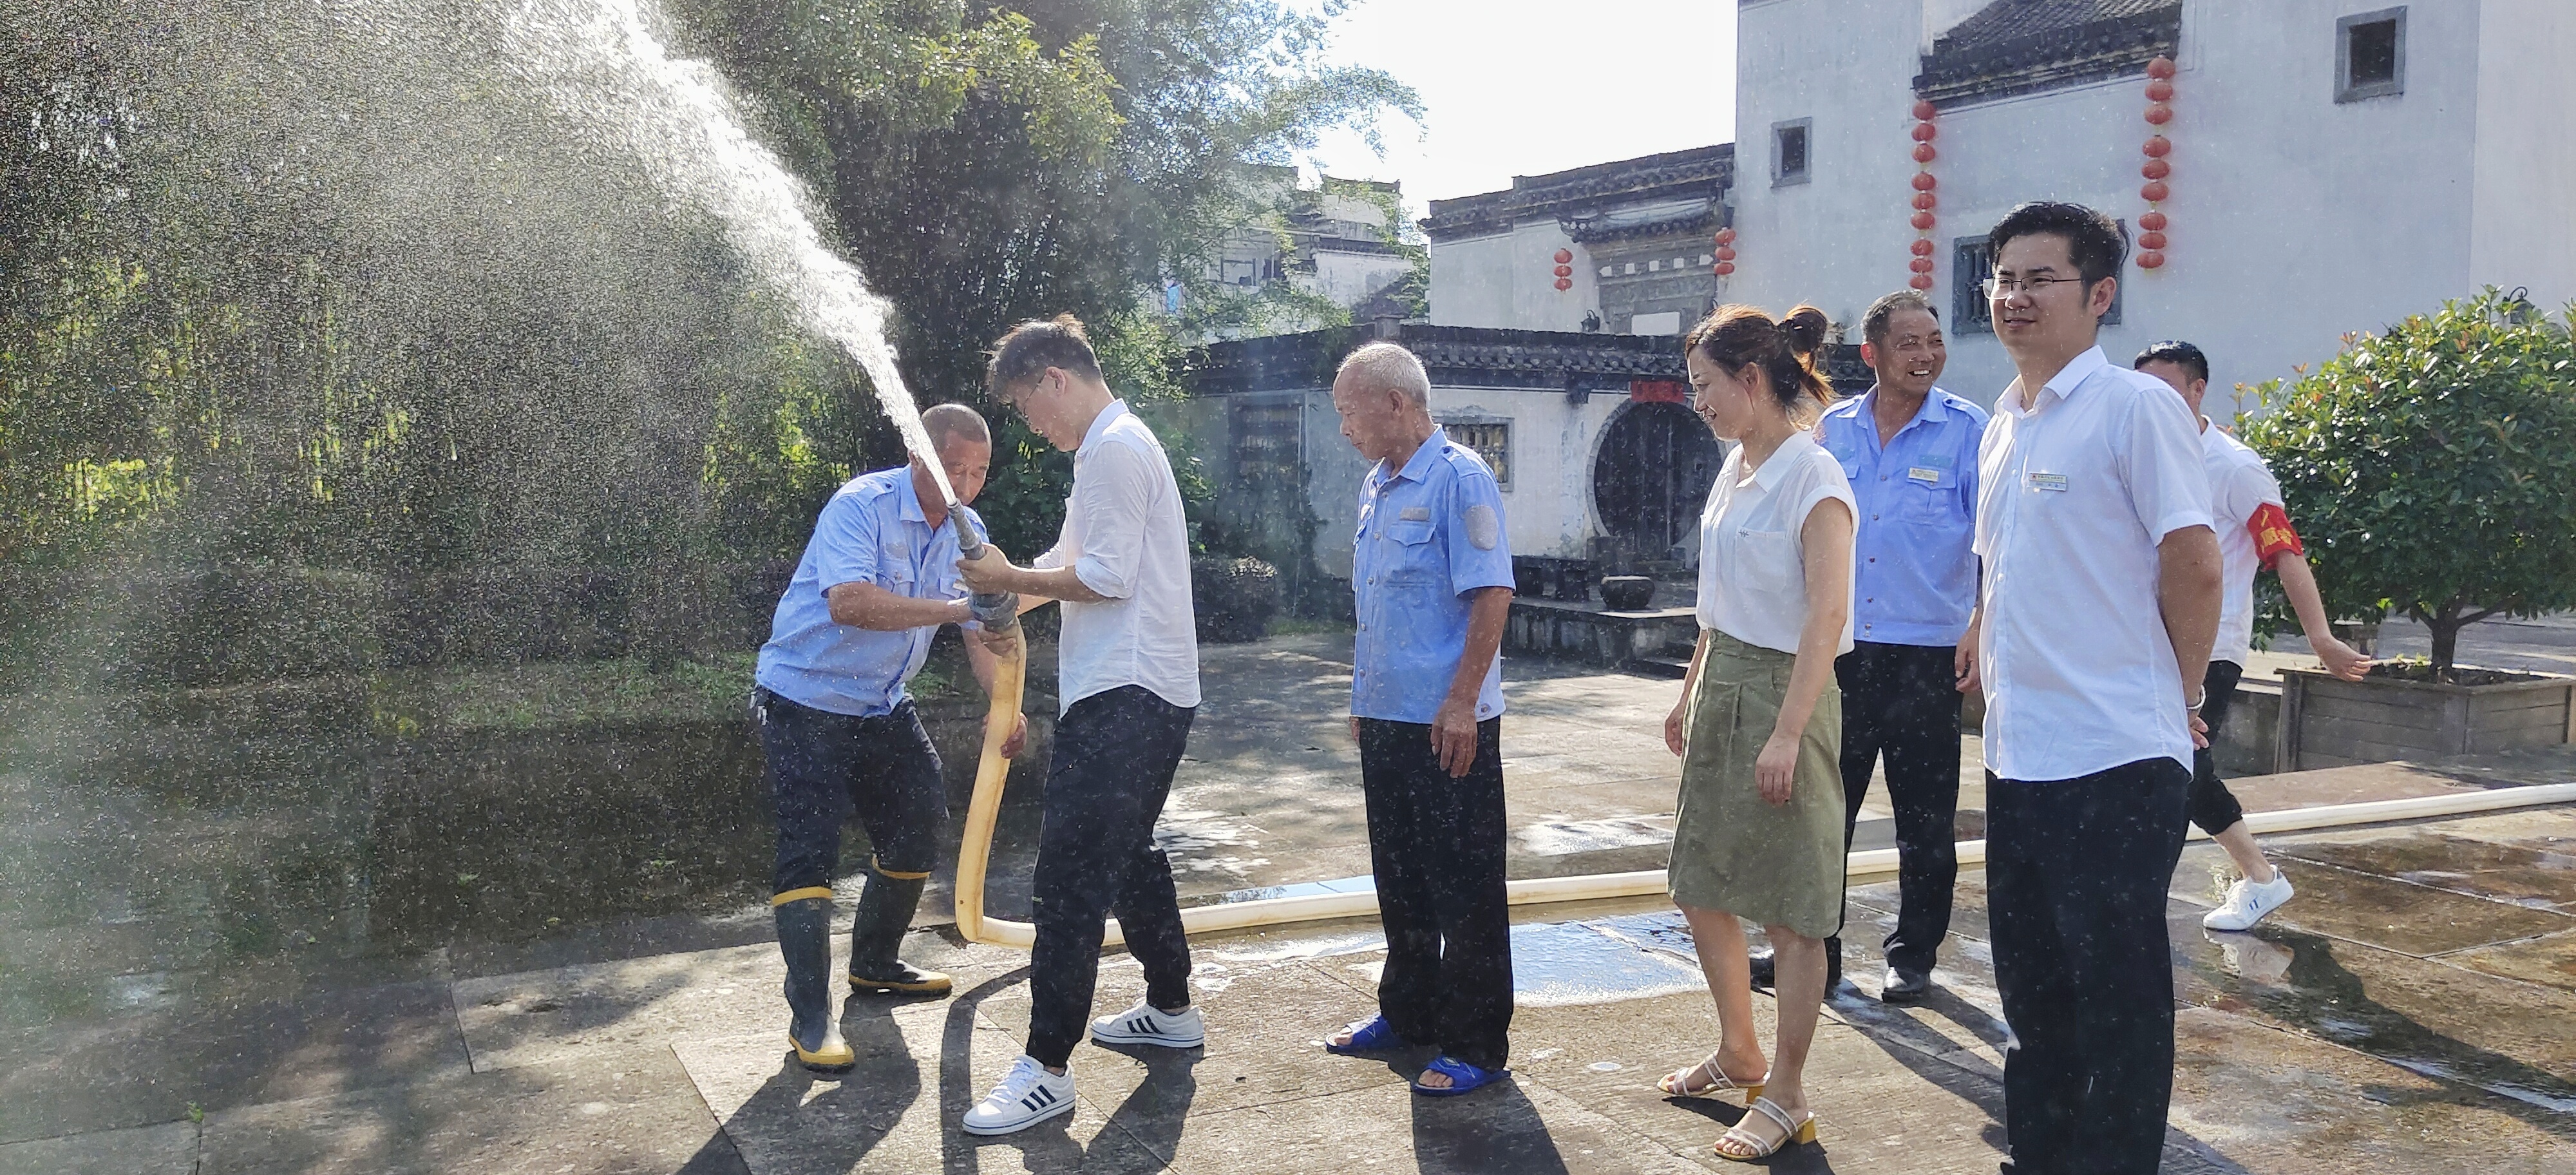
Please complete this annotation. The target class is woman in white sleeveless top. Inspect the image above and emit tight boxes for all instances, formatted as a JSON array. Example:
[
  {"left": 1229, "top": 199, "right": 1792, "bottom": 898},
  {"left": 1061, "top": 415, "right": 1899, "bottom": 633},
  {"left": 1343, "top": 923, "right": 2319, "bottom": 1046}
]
[{"left": 1654, "top": 304, "right": 1855, "bottom": 1163}]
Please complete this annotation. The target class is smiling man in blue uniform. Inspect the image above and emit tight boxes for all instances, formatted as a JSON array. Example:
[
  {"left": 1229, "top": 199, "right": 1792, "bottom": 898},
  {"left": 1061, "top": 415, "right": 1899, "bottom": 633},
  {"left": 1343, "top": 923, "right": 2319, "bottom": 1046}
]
[
  {"left": 1317, "top": 341, "right": 1518, "bottom": 1098},
  {"left": 752, "top": 403, "right": 1026, "bottom": 1073},
  {"left": 1783, "top": 289, "right": 1985, "bottom": 1004}
]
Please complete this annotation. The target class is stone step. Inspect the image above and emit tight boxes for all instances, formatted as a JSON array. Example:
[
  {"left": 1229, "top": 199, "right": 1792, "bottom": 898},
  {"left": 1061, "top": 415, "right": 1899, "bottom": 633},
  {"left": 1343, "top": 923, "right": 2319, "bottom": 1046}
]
[{"left": 1625, "top": 654, "right": 1689, "bottom": 680}]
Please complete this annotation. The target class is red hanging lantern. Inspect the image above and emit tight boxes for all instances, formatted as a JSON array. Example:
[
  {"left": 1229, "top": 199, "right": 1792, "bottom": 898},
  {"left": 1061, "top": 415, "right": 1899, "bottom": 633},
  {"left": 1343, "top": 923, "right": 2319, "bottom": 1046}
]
[
  {"left": 2141, "top": 180, "right": 2170, "bottom": 202},
  {"left": 1909, "top": 257, "right": 1935, "bottom": 274},
  {"left": 2141, "top": 158, "right": 2171, "bottom": 180},
  {"left": 1553, "top": 277, "right": 1573, "bottom": 291},
  {"left": 1910, "top": 238, "right": 1935, "bottom": 256},
  {"left": 1908, "top": 274, "right": 1935, "bottom": 291},
  {"left": 2142, "top": 135, "right": 2172, "bottom": 158},
  {"left": 1912, "top": 192, "right": 1937, "bottom": 211},
  {"left": 1912, "top": 99, "right": 1937, "bottom": 121},
  {"left": 1911, "top": 122, "right": 1937, "bottom": 143},
  {"left": 2137, "top": 251, "right": 2166, "bottom": 269},
  {"left": 2147, "top": 55, "right": 2176, "bottom": 80},
  {"left": 1716, "top": 246, "right": 1736, "bottom": 262},
  {"left": 1553, "top": 264, "right": 1573, "bottom": 278},
  {"left": 1714, "top": 227, "right": 1736, "bottom": 247},
  {"left": 1912, "top": 143, "right": 1937, "bottom": 164},
  {"left": 1912, "top": 172, "right": 1937, "bottom": 192},
  {"left": 2139, "top": 210, "right": 2168, "bottom": 232},
  {"left": 2146, "top": 78, "right": 2174, "bottom": 102},
  {"left": 2139, "top": 231, "right": 2168, "bottom": 251},
  {"left": 1553, "top": 248, "right": 1573, "bottom": 264},
  {"left": 1713, "top": 260, "right": 1735, "bottom": 276},
  {"left": 1911, "top": 211, "right": 1936, "bottom": 231},
  {"left": 2144, "top": 102, "right": 2174, "bottom": 126}
]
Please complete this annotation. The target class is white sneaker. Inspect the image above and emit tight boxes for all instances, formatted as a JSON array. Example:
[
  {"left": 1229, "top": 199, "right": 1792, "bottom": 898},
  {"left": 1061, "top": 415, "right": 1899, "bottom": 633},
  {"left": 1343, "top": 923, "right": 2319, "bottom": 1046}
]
[
  {"left": 1088, "top": 1000, "right": 1205, "bottom": 1049},
  {"left": 961, "top": 1055, "right": 1076, "bottom": 1136},
  {"left": 2202, "top": 872, "right": 2295, "bottom": 931}
]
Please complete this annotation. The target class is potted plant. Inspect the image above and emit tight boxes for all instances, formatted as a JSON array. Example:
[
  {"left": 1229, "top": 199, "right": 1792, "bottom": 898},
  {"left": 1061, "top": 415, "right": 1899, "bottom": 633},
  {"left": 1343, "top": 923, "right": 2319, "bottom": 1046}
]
[{"left": 2244, "top": 289, "right": 2576, "bottom": 770}]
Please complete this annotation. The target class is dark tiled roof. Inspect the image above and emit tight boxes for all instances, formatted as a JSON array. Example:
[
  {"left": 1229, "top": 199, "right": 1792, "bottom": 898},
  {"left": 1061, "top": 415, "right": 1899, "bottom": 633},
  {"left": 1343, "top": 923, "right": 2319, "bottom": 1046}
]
[
  {"left": 1418, "top": 145, "right": 1734, "bottom": 242},
  {"left": 1567, "top": 205, "right": 1721, "bottom": 246},
  {"left": 1186, "top": 324, "right": 1688, "bottom": 396},
  {"left": 1915, "top": 1, "right": 2181, "bottom": 106}
]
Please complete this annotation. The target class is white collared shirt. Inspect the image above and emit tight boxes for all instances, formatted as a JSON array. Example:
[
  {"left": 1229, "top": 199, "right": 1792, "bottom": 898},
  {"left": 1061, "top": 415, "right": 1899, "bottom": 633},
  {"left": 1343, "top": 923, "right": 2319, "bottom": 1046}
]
[
  {"left": 1696, "top": 430, "right": 1857, "bottom": 656},
  {"left": 2202, "top": 421, "right": 2285, "bottom": 668},
  {"left": 1034, "top": 399, "right": 1202, "bottom": 713},
  {"left": 1975, "top": 346, "right": 2213, "bottom": 781}
]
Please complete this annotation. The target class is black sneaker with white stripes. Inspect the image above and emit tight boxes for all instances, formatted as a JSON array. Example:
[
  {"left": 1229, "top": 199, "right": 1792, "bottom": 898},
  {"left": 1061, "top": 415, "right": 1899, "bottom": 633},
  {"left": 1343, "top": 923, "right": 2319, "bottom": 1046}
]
[
  {"left": 1088, "top": 1000, "right": 1206, "bottom": 1049},
  {"left": 961, "top": 1055, "right": 1076, "bottom": 1136}
]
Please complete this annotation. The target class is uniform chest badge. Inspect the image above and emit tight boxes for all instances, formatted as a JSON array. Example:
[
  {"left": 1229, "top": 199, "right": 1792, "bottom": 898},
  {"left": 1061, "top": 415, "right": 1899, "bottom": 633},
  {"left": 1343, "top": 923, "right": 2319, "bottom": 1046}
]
[
  {"left": 2027, "top": 472, "right": 2069, "bottom": 492},
  {"left": 1399, "top": 506, "right": 1431, "bottom": 521},
  {"left": 1908, "top": 467, "right": 1941, "bottom": 485}
]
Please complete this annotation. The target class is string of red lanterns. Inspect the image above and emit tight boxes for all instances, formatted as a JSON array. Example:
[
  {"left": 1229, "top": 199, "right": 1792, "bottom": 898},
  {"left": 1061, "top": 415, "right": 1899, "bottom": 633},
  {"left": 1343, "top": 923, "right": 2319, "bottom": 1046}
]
[
  {"left": 2137, "top": 55, "right": 2177, "bottom": 270},
  {"left": 1906, "top": 99, "right": 1938, "bottom": 291},
  {"left": 1712, "top": 227, "right": 1736, "bottom": 278},
  {"left": 1551, "top": 247, "right": 1575, "bottom": 292}
]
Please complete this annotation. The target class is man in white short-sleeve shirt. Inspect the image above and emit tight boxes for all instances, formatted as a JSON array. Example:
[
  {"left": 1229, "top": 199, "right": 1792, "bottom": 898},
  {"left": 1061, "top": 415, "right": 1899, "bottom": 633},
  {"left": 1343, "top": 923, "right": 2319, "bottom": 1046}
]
[
  {"left": 954, "top": 315, "right": 1204, "bottom": 1136},
  {"left": 1966, "top": 202, "right": 2221, "bottom": 1175}
]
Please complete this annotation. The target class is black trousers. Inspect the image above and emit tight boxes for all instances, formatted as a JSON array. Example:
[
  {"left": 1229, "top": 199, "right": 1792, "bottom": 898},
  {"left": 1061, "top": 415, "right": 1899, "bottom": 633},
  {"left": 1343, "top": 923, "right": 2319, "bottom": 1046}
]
[
  {"left": 1834, "top": 642, "right": 1962, "bottom": 974},
  {"left": 1987, "top": 757, "right": 2192, "bottom": 1175},
  {"left": 755, "top": 689, "right": 947, "bottom": 893},
  {"left": 2186, "top": 660, "right": 2248, "bottom": 836},
  {"left": 1025, "top": 686, "right": 1197, "bottom": 1068},
  {"left": 1358, "top": 716, "right": 1513, "bottom": 1071}
]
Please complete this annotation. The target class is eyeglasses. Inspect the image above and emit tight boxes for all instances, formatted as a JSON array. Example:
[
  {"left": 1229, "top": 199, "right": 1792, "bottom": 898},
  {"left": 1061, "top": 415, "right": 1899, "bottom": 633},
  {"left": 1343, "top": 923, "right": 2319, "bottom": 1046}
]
[{"left": 1983, "top": 274, "right": 2087, "bottom": 299}]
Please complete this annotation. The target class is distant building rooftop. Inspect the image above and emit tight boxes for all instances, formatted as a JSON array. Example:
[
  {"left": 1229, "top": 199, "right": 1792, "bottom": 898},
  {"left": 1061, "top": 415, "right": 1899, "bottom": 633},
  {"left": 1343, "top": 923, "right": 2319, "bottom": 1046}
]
[
  {"left": 1915, "top": 0, "right": 2183, "bottom": 106},
  {"left": 1185, "top": 322, "right": 1871, "bottom": 397},
  {"left": 1419, "top": 145, "right": 1735, "bottom": 243}
]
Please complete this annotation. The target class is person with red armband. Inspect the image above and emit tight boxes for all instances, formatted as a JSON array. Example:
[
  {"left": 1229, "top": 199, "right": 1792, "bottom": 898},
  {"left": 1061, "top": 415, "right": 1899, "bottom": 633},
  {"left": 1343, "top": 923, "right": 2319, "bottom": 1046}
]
[{"left": 2135, "top": 341, "right": 2372, "bottom": 931}]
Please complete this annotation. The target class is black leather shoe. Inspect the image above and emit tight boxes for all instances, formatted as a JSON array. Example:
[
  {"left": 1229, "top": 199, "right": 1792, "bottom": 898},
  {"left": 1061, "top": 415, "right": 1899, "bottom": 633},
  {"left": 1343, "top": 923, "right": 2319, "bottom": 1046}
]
[
  {"left": 1880, "top": 964, "right": 1933, "bottom": 1004},
  {"left": 1746, "top": 946, "right": 1842, "bottom": 993}
]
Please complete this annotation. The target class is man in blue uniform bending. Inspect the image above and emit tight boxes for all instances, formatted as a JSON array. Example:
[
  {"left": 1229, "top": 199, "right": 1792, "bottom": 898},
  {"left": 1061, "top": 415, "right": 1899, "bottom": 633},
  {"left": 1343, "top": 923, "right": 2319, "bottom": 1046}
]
[
  {"left": 753, "top": 403, "right": 1025, "bottom": 1071},
  {"left": 1319, "top": 341, "right": 1517, "bottom": 1098}
]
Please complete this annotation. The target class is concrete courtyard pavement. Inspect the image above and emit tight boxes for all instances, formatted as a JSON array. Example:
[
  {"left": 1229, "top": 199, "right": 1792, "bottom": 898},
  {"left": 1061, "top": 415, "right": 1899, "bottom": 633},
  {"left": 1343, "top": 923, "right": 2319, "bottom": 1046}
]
[{"left": 6, "top": 634, "right": 2576, "bottom": 1174}]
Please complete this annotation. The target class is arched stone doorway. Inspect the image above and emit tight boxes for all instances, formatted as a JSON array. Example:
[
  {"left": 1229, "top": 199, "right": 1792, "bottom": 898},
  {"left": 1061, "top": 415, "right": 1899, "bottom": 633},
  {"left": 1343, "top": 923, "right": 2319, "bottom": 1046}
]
[{"left": 1592, "top": 400, "right": 1721, "bottom": 564}]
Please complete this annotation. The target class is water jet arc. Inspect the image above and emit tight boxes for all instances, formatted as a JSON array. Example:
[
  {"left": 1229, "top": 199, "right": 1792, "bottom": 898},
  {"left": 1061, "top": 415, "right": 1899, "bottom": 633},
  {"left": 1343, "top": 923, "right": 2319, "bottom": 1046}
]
[{"left": 950, "top": 772, "right": 2576, "bottom": 949}]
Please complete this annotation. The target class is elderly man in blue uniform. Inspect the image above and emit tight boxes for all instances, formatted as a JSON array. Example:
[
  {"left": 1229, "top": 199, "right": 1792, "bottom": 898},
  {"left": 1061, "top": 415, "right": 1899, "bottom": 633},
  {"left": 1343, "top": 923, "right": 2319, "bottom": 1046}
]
[
  {"left": 1752, "top": 289, "right": 1985, "bottom": 1004},
  {"left": 1318, "top": 341, "right": 1518, "bottom": 1098},
  {"left": 752, "top": 403, "right": 1026, "bottom": 1071}
]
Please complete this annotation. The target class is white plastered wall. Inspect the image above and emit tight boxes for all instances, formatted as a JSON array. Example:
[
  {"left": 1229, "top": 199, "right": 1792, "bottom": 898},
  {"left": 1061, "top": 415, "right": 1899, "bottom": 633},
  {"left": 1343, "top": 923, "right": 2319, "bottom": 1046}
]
[
  {"left": 2470, "top": 0, "right": 2576, "bottom": 313},
  {"left": 1730, "top": 0, "right": 2505, "bottom": 412},
  {"left": 1426, "top": 222, "right": 1598, "bottom": 332}
]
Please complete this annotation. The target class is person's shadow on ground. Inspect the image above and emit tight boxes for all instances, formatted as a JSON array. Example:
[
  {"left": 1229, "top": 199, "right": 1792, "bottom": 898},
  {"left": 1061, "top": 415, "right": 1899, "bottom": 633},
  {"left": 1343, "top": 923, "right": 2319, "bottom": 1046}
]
[{"left": 679, "top": 990, "right": 922, "bottom": 1173}]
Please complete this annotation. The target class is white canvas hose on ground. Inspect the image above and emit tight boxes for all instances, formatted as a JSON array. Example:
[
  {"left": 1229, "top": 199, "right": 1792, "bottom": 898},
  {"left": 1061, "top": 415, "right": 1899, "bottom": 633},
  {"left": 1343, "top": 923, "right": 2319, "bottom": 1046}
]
[{"left": 952, "top": 671, "right": 2576, "bottom": 950}]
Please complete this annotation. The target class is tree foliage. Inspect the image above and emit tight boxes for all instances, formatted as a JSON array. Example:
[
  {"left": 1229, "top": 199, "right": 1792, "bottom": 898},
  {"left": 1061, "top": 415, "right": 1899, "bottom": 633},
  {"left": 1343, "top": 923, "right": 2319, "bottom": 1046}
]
[
  {"left": 2242, "top": 290, "right": 2576, "bottom": 674},
  {"left": 0, "top": 0, "right": 1414, "bottom": 675}
]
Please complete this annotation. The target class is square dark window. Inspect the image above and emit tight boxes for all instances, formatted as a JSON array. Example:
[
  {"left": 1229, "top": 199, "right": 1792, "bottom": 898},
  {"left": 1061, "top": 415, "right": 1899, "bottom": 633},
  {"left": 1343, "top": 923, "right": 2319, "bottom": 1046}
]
[
  {"left": 2337, "top": 8, "right": 2406, "bottom": 102},
  {"left": 1772, "top": 119, "right": 1810, "bottom": 187},
  {"left": 2348, "top": 20, "right": 2398, "bottom": 85},
  {"left": 1952, "top": 230, "right": 2125, "bottom": 337}
]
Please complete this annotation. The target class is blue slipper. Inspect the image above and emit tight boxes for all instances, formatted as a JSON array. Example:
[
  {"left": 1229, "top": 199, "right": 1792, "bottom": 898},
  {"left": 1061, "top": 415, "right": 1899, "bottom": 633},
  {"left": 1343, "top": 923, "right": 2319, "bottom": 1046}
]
[
  {"left": 1410, "top": 1055, "right": 1509, "bottom": 1097},
  {"left": 1323, "top": 1015, "right": 1408, "bottom": 1056}
]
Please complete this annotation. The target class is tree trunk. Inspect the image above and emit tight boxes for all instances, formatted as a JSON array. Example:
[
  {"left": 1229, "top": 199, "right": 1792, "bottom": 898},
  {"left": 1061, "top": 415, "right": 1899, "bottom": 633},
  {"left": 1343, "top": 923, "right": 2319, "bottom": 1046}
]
[{"left": 2429, "top": 615, "right": 2462, "bottom": 678}]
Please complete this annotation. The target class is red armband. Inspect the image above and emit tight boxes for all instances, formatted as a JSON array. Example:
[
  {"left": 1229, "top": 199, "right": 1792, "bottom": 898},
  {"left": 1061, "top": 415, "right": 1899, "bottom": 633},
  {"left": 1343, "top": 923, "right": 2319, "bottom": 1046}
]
[{"left": 2247, "top": 502, "right": 2304, "bottom": 567}]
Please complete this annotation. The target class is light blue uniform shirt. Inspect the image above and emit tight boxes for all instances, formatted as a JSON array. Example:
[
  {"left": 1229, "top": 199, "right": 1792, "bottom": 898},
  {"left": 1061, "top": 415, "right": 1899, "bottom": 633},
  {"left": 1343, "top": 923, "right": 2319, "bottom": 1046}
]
[
  {"left": 755, "top": 468, "right": 985, "bottom": 718},
  {"left": 1351, "top": 429, "right": 1515, "bottom": 724},
  {"left": 1815, "top": 386, "right": 1988, "bottom": 647}
]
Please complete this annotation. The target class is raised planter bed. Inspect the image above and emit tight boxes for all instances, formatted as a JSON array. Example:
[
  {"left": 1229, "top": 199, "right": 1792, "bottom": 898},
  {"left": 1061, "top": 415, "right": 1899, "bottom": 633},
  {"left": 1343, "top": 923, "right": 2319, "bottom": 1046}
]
[{"left": 2276, "top": 664, "right": 2575, "bottom": 773}]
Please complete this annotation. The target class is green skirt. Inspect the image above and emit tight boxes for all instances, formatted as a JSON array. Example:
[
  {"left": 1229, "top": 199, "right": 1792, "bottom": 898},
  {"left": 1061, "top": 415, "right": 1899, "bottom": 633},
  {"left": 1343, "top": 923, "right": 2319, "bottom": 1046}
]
[{"left": 1668, "top": 629, "right": 1846, "bottom": 939}]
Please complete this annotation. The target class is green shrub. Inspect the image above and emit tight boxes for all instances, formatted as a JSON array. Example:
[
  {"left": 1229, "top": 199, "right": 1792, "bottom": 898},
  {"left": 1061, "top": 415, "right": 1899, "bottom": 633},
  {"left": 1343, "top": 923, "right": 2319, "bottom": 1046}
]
[
  {"left": 2242, "top": 289, "right": 2576, "bottom": 674},
  {"left": 1192, "top": 555, "right": 1280, "bottom": 644}
]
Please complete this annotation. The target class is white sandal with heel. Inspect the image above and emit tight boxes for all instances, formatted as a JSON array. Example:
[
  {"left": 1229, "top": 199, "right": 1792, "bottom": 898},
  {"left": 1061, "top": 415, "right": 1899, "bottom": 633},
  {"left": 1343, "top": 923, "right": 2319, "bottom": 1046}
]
[
  {"left": 1714, "top": 1095, "right": 1817, "bottom": 1162},
  {"left": 1656, "top": 1052, "right": 1766, "bottom": 1102}
]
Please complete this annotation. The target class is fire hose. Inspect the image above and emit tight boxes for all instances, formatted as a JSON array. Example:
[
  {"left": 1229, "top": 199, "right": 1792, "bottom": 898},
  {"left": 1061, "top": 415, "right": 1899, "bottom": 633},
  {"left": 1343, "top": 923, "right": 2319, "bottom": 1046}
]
[{"left": 943, "top": 520, "right": 2576, "bottom": 948}]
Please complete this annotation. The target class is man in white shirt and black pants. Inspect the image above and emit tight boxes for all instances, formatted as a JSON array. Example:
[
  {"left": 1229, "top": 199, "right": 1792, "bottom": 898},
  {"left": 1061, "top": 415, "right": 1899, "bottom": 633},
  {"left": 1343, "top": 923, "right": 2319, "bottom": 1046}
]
[
  {"left": 1967, "top": 203, "right": 2221, "bottom": 1175},
  {"left": 954, "top": 315, "right": 1206, "bottom": 1136}
]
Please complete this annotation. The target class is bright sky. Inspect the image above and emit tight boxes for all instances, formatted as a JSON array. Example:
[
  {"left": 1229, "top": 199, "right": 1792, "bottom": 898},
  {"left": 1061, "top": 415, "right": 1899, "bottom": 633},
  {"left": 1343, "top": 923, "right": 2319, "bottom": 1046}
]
[{"left": 1301, "top": 1, "right": 1738, "bottom": 212}]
